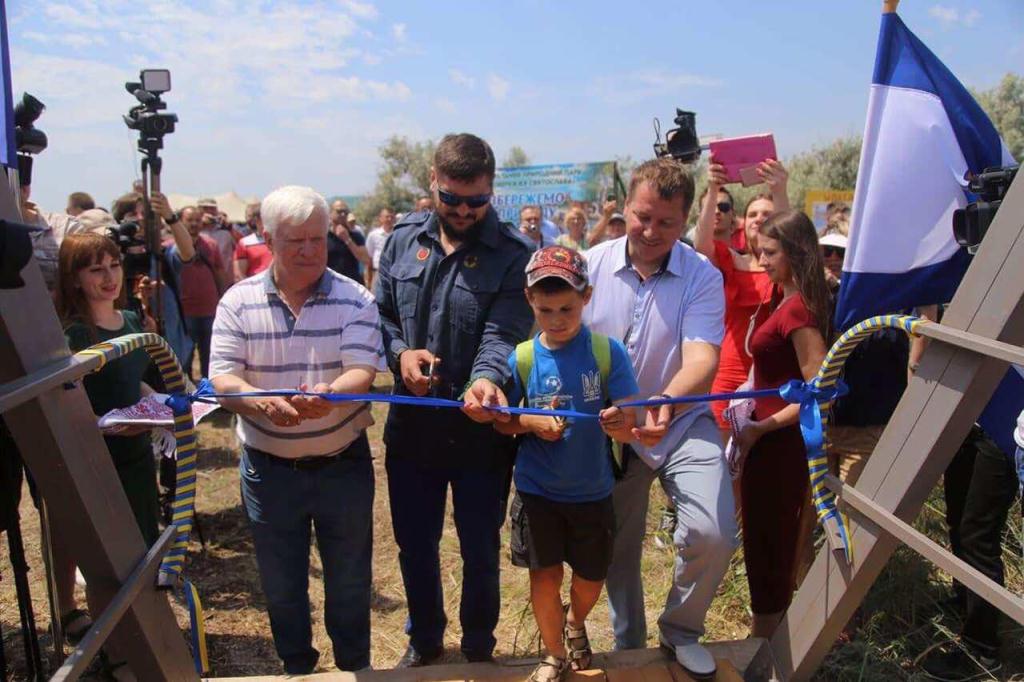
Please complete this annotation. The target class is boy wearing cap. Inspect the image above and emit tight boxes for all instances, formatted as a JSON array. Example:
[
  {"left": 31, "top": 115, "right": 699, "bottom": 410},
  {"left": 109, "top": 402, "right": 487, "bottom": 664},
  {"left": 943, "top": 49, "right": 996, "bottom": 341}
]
[{"left": 495, "top": 246, "right": 639, "bottom": 682}]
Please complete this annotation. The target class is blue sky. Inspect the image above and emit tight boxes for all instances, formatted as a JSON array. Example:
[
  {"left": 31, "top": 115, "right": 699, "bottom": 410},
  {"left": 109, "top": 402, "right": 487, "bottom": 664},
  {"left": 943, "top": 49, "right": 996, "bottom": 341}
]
[{"left": 7, "top": 0, "right": 1023, "bottom": 212}]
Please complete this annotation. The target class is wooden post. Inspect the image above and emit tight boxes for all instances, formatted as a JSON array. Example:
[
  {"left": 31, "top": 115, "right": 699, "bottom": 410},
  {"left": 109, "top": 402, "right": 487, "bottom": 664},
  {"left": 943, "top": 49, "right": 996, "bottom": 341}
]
[
  {"left": 0, "top": 209, "right": 196, "bottom": 677},
  {"left": 770, "top": 171, "right": 1024, "bottom": 679}
]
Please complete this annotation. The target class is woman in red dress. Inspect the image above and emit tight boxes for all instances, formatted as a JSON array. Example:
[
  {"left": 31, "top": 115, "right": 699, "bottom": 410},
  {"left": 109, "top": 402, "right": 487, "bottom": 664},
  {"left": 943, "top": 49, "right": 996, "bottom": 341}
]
[
  {"left": 732, "top": 210, "right": 830, "bottom": 638},
  {"left": 693, "top": 156, "right": 790, "bottom": 438}
]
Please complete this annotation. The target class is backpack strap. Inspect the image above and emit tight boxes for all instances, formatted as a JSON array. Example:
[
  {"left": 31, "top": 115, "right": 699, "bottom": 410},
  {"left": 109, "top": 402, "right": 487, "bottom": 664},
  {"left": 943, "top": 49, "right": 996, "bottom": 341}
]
[
  {"left": 590, "top": 332, "right": 611, "bottom": 401},
  {"left": 589, "top": 332, "right": 625, "bottom": 477},
  {"left": 514, "top": 339, "right": 534, "bottom": 405}
]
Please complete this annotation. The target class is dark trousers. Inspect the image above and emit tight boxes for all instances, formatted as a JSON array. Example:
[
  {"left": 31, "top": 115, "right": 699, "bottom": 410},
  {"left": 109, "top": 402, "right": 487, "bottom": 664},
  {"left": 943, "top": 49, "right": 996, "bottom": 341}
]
[
  {"left": 943, "top": 426, "right": 1019, "bottom": 656},
  {"left": 240, "top": 435, "right": 374, "bottom": 674},
  {"left": 385, "top": 456, "right": 506, "bottom": 657},
  {"left": 185, "top": 315, "right": 214, "bottom": 379},
  {"left": 741, "top": 424, "right": 809, "bottom": 615}
]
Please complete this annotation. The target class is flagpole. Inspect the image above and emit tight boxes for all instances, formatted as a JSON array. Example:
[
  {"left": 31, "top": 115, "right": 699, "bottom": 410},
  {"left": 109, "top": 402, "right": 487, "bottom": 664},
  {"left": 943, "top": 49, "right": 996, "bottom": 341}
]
[{"left": 883, "top": 0, "right": 899, "bottom": 12}]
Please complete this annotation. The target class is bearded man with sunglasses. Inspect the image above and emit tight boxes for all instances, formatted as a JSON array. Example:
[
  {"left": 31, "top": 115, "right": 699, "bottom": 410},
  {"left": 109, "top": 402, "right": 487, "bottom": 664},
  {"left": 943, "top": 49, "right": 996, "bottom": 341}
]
[{"left": 375, "top": 133, "right": 534, "bottom": 667}]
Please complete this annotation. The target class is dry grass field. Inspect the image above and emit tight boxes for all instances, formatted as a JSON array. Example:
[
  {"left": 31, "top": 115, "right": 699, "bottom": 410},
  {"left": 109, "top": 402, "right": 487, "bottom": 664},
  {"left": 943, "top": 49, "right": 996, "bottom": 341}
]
[{"left": 1, "top": 374, "right": 1021, "bottom": 680}]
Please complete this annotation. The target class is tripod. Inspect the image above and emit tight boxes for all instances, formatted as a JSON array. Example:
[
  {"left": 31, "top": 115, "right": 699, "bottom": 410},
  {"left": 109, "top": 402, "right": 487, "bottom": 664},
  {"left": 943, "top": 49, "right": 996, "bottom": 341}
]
[{"left": 0, "top": 439, "right": 44, "bottom": 682}]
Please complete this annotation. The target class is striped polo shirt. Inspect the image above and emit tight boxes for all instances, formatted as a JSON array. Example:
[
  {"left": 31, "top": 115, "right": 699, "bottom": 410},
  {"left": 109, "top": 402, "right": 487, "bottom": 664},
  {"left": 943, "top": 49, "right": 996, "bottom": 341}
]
[{"left": 209, "top": 267, "right": 386, "bottom": 457}]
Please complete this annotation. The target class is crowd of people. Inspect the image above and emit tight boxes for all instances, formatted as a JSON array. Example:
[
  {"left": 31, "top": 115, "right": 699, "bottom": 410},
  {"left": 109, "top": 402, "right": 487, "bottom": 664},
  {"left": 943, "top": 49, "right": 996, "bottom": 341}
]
[{"left": 8, "top": 131, "right": 1020, "bottom": 682}]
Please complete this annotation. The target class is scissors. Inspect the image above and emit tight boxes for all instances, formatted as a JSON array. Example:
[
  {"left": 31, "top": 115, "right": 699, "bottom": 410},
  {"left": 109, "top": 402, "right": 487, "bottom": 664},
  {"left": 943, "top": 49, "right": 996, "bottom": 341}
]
[{"left": 425, "top": 356, "right": 440, "bottom": 396}]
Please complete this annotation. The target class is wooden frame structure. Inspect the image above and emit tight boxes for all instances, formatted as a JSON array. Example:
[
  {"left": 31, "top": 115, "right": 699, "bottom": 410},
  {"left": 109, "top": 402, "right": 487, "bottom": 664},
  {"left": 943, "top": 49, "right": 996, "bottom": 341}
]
[
  {"left": 0, "top": 186, "right": 198, "bottom": 678},
  {"left": 772, "top": 168, "right": 1024, "bottom": 678},
  {"left": 0, "top": 5, "right": 1020, "bottom": 672}
]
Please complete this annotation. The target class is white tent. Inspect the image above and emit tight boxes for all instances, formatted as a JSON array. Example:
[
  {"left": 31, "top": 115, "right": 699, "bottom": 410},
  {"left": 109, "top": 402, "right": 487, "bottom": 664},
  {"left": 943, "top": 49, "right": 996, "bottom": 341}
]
[{"left": 166, "top": 191, "right": 261, "bottom": 223}]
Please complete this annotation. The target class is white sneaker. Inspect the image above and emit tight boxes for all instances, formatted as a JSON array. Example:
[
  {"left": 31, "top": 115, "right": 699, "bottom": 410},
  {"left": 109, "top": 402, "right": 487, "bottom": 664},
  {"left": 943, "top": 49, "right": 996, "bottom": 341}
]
[{"left": 660, "top": 638, "right": 716, "bottom": 680}]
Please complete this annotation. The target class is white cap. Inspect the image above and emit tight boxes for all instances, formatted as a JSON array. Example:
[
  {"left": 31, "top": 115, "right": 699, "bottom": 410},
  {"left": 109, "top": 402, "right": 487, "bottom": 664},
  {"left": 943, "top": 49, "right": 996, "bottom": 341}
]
[{"left": 819, "top": 232, "right": 848, "bottom": 249}]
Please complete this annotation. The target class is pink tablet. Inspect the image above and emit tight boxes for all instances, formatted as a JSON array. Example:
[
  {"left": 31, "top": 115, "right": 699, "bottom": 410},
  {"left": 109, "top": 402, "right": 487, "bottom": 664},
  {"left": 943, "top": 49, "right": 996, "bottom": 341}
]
[{"left": 708, "top": 134, "right": 777, "bottom": 186}]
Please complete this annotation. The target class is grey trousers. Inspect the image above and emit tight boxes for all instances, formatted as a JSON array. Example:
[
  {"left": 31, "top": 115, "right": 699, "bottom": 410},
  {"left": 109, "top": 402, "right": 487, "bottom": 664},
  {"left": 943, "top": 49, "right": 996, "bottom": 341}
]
[{"left": 605, "top": 412, "right": 739, "bottom": 648}]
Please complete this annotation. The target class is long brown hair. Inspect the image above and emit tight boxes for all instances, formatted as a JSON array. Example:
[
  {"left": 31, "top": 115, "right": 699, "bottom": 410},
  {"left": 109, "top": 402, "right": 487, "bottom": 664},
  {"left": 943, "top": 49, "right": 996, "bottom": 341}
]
[
  {"left": 55, "top": 233, "right": 126, "bottom": 339},
  {"left": 759, "top": 210, "right": 830, "bottom": 338}
]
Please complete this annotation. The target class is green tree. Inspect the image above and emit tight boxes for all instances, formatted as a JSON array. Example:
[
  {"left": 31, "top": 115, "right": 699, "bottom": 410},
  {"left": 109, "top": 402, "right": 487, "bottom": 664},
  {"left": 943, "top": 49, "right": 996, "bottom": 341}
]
[
  {"left": 502, "top": 146, "right": 530, "bottom": 168},
  {"left": 973, "top": 72, "right": 1024, "bottom": 161},
  {"left": 355, "top": 136, "right": 436, "bottom": 225},
  {"left": 783, "top": 135, "right": 862, "bottom": 211}
]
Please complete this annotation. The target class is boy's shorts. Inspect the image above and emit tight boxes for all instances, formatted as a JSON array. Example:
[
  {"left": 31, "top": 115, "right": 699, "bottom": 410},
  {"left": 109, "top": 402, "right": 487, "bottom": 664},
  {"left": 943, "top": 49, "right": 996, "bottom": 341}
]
[{"left": 510, "top": 490, "right": 615, "bottom": 581}]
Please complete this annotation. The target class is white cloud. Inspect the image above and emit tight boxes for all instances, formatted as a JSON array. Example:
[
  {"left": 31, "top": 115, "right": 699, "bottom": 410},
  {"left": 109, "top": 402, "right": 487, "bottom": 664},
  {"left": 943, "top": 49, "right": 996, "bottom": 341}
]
[
  {"left": 589, "top": 69, "right": 722, "bottom": 101},
  {"left": 43, "top": 2, "right": 104, "bottom": 29},
  {"left": 929, "top": 5, "right": 981, "bottom": 28},
  {"left": 449, "top": 68, "right": 475, "bottom": 89},
  {"left": 487, "top": 73, "right": 510, "bottom": 102},
  {"left": 15, "top": 0, "right": 416, "bottom": 210},
  {"left": 391, "top": 23, "right": 407, "bottom": 42},
  {"left": 23, "top": 1, "right": 410, "bottom": 113},
  {"left": 342, "top": 0, "right": 379, "bottom": 21},
  {"left": 433, "top": 97, "right": 456, "bottom": 113}
]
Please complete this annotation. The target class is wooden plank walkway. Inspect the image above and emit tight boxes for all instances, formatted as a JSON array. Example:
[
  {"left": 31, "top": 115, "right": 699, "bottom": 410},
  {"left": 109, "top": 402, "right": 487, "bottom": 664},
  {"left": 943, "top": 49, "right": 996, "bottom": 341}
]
[{"left": 208, "top": 640, "right": 774, "bottom": 682}]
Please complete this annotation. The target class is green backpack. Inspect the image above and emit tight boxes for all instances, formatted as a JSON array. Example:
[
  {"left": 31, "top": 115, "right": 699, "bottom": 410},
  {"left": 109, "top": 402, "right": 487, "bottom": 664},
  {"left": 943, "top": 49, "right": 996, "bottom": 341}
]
[{"left": 513, "top": 333, "right": 625, "bottom": 478}]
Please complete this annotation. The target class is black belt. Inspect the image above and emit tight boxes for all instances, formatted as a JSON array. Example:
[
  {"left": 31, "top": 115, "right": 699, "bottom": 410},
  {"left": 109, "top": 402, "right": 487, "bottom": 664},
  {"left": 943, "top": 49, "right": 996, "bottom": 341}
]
[{"left": 254, "top": 449, "right": 344, "bottom": 471}]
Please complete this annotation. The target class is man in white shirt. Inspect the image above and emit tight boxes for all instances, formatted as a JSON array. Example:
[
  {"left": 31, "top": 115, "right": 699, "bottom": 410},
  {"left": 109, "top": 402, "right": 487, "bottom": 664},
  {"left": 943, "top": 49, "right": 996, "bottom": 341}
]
[
  {"left": 583, "top": 158, "right": 735, "bottom": 681},
  {"left": 210, "top": 185, "right": 386, "bottom": 675}
]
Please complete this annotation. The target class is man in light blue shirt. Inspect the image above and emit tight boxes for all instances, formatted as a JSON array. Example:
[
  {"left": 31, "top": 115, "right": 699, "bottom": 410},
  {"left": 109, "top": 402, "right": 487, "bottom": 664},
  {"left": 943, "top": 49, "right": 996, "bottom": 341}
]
[{"left": 583, "top": 158, "right": 736, "bottom": 681}]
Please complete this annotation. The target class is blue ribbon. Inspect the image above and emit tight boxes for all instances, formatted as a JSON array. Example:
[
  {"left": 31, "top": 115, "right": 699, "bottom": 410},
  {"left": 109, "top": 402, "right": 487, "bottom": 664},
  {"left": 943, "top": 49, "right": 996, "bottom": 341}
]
[
  {"left": 165, "top": 377, "right": 214, "bottom": 415},
  {"left": 174, "top": 382, "right": 784, "bottom": 421},
  {"left": 778, "top": 379, "right": 848, "bottom": 455},
  {"left": 779, "top": 378, "right": 851, "bottom": 554}
]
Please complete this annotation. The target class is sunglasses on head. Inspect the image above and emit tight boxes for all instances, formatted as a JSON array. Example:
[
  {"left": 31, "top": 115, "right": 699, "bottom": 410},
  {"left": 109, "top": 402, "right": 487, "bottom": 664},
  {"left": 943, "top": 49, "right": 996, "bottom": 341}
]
[
  {"left": 822, "top": 246, "right": 846, "bottom": 257},
  {"left": 437, "top": 187, "right": 492, "bottom": 209},
  {"left": 716, "top": 201, "right": 732, "bottom": 213}
]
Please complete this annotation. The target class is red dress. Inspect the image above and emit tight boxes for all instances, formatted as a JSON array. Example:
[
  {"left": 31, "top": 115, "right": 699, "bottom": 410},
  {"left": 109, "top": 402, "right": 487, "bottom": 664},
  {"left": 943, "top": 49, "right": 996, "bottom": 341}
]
[
  {"left": 741, "top": 294, "right": 818, "bottom": 615},
  {"left": 709, "top": 240, "right": 773, "bottom": 428}
]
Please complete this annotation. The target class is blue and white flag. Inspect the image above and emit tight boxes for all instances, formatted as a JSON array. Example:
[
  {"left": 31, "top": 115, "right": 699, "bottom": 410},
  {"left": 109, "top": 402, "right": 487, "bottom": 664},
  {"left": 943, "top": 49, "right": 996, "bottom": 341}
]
[
  {"left": 837, "top": 10, "right": 1020, "bottom": 458},
  {"left": 0, "top": 0, "right": 15, "bottom": 168},
  {"left": 835, "top": 11, "right": 1015, "bottom": 331}
]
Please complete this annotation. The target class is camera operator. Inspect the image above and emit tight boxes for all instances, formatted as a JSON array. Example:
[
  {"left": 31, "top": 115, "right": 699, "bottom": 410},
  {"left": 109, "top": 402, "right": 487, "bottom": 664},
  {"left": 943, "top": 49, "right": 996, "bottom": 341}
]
[
  {"left": 518, "top": 204, "right": 557, "bottom": 247},
  {"left": 112, "top": 192, "right": 144, "bottom": 223},
  {"left": 65, "top": 192, "right": 95, "bottom": 217},
  {"left": 196, "top": 197, "right": 239, "bottom": 278},
  {"left": 164, "top": 205, "right": 226, "bottom": 380},
  {"left": 108, "top": 191, "right": 195, "bottom": 372}
]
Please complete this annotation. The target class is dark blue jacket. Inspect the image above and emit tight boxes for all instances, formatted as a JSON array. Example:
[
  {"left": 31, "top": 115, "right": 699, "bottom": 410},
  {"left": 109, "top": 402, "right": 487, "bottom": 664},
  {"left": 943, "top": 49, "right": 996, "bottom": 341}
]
[{"left": 375, "top": 208, "right": 534, "bottom": 467}]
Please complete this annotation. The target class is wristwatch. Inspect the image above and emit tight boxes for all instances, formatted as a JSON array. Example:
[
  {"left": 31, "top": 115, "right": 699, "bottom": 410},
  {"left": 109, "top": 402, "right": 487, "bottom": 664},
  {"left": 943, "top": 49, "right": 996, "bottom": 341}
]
[{"left": 165, "top": 211, "right": 180, "bottom": 225}]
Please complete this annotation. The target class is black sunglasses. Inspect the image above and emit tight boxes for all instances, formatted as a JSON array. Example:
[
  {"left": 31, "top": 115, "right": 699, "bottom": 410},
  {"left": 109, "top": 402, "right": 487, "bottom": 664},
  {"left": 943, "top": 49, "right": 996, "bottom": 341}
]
[
  {"left": 437, "top": 187, "right": 492, "bottom": 209},
  {"left": 822, "top": 246, "right": 846, "bottom": 257},
  {"left": 716, "top": 201, "right": 733, "bottom": 213}
]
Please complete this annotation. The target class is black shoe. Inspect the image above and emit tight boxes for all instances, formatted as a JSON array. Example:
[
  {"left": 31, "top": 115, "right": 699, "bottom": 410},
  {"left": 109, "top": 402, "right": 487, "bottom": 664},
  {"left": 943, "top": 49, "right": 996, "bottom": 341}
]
[
  {"left": 396, "top": 644, "right": 443, "bottom": 668},
  {"left": 920, "top": 644, "right": 1002, "bottom": 681},
  {"left": 464, "top": 651, "right": 495, "bottom": 663}
]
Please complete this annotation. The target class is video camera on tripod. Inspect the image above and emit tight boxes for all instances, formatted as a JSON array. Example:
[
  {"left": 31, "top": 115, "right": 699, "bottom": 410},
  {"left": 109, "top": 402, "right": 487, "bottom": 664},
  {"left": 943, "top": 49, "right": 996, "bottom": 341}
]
[
  {"left": 653, "top": 109, "right": 702, "bottom": 164},
  {"left": 123, "top": 69, "right": 178, "bottom": 330},
  {"left": 124, "top": 69, "right": 177, "bottom": 156}
]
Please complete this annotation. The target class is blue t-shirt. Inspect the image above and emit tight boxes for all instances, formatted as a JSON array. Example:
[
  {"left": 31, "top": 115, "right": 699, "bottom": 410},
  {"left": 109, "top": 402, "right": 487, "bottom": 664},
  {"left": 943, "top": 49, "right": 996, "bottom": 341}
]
[{"left": 507, "top": 326, "right": 639, "bottom": 503}]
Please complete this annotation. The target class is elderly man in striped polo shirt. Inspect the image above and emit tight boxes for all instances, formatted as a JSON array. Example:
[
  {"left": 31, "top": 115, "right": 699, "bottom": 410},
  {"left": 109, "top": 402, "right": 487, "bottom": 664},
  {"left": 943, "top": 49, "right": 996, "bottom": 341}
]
[{"left": 209, "top": 185, "right": 386, "bottom": 675}]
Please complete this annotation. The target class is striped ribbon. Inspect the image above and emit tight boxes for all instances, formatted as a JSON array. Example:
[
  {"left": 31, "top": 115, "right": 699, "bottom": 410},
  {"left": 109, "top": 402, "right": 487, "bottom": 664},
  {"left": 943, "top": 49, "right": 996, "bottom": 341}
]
[
  {"left": 807, "top": 314, "right": 923, "bottom": 562},
  {"left": 74, "top": 332, "right": 208, "bottom": 674}
]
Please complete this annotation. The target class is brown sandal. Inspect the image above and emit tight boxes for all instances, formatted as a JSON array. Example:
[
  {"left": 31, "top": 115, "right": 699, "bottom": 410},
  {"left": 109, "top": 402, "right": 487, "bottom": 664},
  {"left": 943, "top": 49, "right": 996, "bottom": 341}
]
[{"left": 529, "top": 655, "right": 569, "bottom": 682}]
